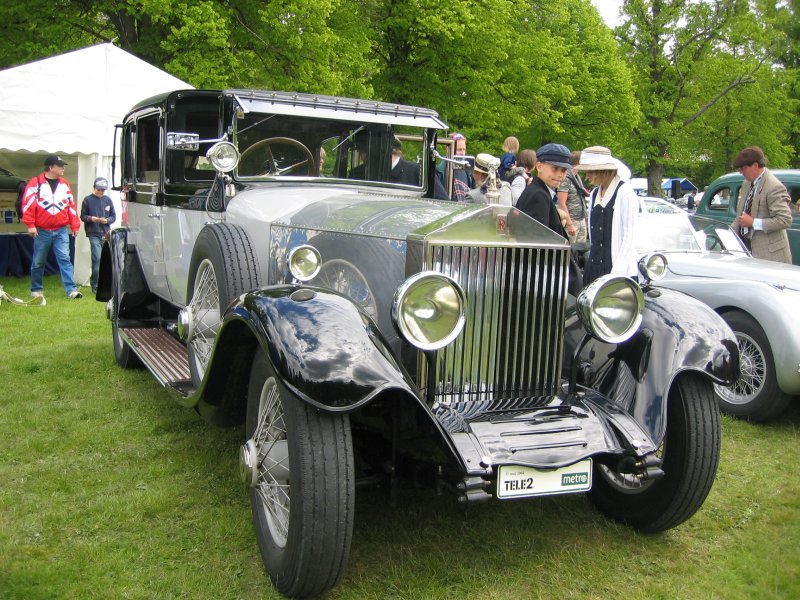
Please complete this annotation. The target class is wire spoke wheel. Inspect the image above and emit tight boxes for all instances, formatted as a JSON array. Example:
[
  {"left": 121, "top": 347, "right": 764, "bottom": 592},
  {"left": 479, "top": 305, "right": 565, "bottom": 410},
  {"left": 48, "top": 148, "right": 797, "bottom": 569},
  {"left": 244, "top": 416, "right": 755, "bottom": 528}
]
[
  {"left": 252, "top": 376, "right": 290, "bottom": 547},
  {"left": 185, "top": 224, "right": 259, "bottom": 389},
  {"left": 316, "top": 259, "right": 377, "bottom": 320},
  {"left": 713, "top": 311, "right": 790, "bottom": 422},
  {"left": 244, "top": 347, "right": 355, "bottom": 597},
  {"left": 187, "top": 258, "right": 220, "bottom": 379},
  {"left": 588, "top": 375, "right": 720, "bottom": 532},
  {"left": 714, "top": 332, "right": 765, "bottom": 404}
]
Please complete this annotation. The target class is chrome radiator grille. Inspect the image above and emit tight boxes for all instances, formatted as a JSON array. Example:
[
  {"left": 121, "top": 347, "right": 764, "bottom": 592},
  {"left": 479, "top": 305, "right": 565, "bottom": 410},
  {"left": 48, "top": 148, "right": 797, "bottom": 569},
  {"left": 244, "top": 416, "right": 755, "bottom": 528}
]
[{"left": 423, "top": 244, "right": 569, "bottom": 405}]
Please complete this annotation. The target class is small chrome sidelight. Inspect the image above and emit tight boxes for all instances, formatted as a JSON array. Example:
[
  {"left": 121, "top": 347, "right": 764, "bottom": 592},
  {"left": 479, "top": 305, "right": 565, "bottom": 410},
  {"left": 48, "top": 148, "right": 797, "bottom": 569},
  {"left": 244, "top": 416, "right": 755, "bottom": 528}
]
[{"left": 638, "top": 253, "right": 668, "bottom": 284}]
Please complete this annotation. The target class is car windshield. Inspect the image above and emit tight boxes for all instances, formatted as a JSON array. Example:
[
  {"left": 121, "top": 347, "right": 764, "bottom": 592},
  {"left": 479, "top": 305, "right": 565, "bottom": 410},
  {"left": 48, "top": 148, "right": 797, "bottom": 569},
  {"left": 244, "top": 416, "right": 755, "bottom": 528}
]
[
  {"left": 634, "top": 213, "right": 749, "bottom": 255},
  {"left": 233, "top": 111, "right": 430, "bottom": 188}
]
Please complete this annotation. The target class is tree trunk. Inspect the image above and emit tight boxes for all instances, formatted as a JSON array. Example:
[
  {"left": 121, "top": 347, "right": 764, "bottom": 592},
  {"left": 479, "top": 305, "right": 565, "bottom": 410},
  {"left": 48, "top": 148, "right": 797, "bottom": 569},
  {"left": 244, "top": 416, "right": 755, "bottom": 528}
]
[{"left": 647, "top": 161, "right": 664, "bottom": 197}]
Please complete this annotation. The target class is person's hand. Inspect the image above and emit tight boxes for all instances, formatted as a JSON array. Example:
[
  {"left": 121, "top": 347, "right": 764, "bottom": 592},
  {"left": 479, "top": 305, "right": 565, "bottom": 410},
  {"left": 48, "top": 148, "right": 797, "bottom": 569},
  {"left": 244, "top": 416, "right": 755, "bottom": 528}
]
[
  {"left": 566, "top": 223, "right": 576, "bottom": 236},
  {"left": 27, "top": 226, "right": 37, "bottom": 237},
  {"left": 738, "top": 213, "right": 754, "bottom": 227}
]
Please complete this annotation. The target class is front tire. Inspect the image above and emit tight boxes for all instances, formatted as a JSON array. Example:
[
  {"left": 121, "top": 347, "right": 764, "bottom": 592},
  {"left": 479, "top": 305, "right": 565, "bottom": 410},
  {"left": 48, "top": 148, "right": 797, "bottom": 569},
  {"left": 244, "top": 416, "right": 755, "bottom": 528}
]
[
  {"left": 242, "top": 347, "right": 355, "bottom": 598},
  {"left": 186, "top": 224, "right": 259, "bottom": 387},
  {"left": 714, "top": 311, "right": 791, "bottom": 422},
  {"left": 588, "top": 374, "right": 720, "bottom": 532}
]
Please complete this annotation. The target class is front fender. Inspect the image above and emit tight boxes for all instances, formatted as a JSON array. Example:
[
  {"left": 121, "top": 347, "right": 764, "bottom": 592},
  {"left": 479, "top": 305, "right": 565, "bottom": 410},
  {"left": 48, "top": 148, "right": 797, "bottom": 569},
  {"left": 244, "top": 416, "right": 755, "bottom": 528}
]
[
  {"left": 564, "top": 286, "right": 739, "bottom": 444},
  {"left": 219, "top": 285, "right": 416, "bottom": 412}
]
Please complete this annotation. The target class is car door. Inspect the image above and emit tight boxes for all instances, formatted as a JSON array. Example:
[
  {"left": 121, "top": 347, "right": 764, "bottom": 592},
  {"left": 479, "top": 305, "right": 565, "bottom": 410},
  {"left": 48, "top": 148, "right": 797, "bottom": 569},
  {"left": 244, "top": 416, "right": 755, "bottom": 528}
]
[{"left": 123, "top": 110, "right": 173, "bottom": 301}]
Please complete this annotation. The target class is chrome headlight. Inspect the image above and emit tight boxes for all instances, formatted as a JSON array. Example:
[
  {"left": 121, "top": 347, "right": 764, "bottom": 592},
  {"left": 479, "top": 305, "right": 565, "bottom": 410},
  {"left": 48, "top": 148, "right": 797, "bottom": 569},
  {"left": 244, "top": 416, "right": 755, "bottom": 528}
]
[
  {"left": 288, "top": 245, "right": 321, "bottom": 281},
  {"left": 207, "top": 141, "right": 240, "bottom": 172},
  {"left": 392, "top": 272, "right": 466, "bottom": 351},
  {"left": 638, "top": 253, "right": 668, "bottom": 282},
  {"left": 576, "top": 275, "right": 644, "bottom": 344}
]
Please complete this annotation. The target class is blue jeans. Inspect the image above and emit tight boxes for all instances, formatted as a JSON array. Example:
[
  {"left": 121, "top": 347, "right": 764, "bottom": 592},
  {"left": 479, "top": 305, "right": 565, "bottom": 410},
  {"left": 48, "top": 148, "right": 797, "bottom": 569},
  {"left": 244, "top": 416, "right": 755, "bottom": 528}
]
[
  {"left": 31, "top": 226, "right": 78, "bottom": 296},
  {"left": 89, "top": 235, "right": 103, "bottom": 292}
]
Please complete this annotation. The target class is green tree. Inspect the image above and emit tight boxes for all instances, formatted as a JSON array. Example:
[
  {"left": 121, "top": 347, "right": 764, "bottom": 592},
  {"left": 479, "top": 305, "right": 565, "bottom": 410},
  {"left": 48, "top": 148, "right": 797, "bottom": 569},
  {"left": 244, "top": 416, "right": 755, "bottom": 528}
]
[
  {"left": 0, "top": 0, "right": 375, "bottom": 96},
  {"left": 615, "top": 0, "right": 761, "bottom": 194},
  {"left": 0, "top": 0, "right": 639, "bottom": 162},
  {"left": 368, "top": 0, "right": 639, "bottom": 155}
]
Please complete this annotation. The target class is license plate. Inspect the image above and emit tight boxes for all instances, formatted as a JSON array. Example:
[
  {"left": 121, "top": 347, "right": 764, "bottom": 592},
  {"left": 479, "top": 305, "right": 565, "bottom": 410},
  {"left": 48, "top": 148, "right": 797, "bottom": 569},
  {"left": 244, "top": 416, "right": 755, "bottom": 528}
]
[{"left": 496, "top": 459, "right": 593, "bottom": 499}]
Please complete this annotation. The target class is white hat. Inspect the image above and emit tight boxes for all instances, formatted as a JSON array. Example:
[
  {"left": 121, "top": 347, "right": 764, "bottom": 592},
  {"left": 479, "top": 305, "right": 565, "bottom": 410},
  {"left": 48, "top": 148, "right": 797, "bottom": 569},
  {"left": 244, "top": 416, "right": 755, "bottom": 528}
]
[
  {"left": 575, "top": 146, "right": 631, "bottom": 182},
  {"left": 473, "top": 153, "right": 500, "bottom": 175}
]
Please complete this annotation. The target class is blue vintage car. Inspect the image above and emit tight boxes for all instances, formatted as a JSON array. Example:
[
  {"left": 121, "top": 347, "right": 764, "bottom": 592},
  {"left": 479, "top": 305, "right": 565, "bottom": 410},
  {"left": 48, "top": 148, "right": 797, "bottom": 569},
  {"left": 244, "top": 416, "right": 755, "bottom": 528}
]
[{"left": 98, "top": 89, "right": 738, "bottom": 598}]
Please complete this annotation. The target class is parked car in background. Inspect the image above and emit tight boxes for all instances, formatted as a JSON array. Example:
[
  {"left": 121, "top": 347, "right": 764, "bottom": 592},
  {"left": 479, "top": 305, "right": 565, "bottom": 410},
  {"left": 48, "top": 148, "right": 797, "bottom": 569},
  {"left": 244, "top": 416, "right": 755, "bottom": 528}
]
[
  {"left": 639, "top": 196, "right": 686, "bottom": 214},
  {"left": 695, "top": 170, "right": 800, "bottom": 265},
  {"left": 98, "top": 88, "right": 739, "bottom": 598},
  {"left": 0, "top": 166, "right": 26, "bottom": 218},
  {"left": 634, "top": 211, "right": 800, "bottom": 422}
]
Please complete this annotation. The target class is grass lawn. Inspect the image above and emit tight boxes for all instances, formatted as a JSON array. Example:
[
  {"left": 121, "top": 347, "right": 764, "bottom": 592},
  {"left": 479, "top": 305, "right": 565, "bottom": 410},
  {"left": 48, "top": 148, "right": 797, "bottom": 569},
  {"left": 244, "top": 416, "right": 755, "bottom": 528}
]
[{"left": 1, "top": 274, "right": 798, "bottom": 600}]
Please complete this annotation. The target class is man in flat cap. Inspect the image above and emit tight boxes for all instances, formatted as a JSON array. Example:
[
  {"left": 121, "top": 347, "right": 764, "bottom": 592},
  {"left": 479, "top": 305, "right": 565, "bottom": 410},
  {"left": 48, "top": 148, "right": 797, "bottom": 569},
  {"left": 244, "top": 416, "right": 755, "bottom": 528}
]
[
  {"left": 732, "top": 146, "right": 792, "bottom": 263},
  {"left": 81, "top": 177, "right": 117, "bottom": 294},
  {"left": 515, "top": 143, "right": 570, "bottom": 235},
  {"left": 20, "top": 155, "right": 82, "bottom": 299}
]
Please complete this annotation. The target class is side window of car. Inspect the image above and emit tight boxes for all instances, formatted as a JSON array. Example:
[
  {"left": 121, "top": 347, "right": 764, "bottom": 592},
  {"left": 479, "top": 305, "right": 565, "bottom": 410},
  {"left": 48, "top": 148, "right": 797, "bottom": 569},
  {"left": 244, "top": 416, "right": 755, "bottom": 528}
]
[
  {"left": 787, "top": 185, "right": 800, "bottom": 216},
  {"left": 707, "top": 186, "right": 733, "bottom": 211},
  {"left": 136, "top": 115, "right": 160, "bottom": 184}
]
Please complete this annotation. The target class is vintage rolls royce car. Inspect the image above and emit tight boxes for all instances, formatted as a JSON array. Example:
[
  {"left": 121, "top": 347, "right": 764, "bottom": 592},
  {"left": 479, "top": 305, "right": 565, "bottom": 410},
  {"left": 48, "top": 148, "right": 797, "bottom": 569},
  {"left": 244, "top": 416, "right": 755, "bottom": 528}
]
[
  {"left": 97, "top": 89, "right": 738, "bottom": 598},
  {"left": 633, "top": 211, "right": 800, "bottom": 422}
]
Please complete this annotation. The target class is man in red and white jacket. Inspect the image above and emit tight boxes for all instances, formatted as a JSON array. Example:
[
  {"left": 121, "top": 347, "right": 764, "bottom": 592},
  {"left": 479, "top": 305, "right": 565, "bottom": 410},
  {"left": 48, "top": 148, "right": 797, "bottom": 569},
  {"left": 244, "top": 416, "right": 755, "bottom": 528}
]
[{"left": 21, "top": 155, "right": 83, "bottom": 299}]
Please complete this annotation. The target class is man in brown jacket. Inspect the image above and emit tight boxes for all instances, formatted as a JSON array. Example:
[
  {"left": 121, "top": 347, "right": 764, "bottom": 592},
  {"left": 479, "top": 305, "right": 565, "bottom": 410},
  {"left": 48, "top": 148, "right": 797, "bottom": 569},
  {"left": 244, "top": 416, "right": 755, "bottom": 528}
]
[{"left": 732, "top": 146, "right": 792, "bottom": 263}]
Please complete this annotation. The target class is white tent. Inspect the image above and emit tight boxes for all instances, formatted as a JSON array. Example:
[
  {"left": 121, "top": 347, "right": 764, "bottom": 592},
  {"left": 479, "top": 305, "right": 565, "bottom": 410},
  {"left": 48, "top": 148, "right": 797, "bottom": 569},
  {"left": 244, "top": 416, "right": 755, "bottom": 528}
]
[{"left": 0, "top": 43, "right": 192, "bottom": 284}]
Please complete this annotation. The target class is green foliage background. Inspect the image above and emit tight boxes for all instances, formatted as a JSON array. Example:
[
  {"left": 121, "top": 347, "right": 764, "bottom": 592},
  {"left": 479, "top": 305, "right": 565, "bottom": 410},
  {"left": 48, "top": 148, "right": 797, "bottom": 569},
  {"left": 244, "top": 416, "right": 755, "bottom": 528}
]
[{"left": 0, "top": 0, "right": 798, "bottom": 190}]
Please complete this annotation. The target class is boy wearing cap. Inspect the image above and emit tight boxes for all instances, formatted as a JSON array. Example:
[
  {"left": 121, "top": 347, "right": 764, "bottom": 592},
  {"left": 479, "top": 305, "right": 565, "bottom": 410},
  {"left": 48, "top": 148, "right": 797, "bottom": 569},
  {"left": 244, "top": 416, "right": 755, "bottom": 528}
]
[
  {"left": 81, "top": 177, "right": 117, "bottom": 294},
  {"left": 20, "top": 155, "right": 83, "bottom": 299},
  {"left": 516, "top": 143, "right": 571, "bottom": 236}
]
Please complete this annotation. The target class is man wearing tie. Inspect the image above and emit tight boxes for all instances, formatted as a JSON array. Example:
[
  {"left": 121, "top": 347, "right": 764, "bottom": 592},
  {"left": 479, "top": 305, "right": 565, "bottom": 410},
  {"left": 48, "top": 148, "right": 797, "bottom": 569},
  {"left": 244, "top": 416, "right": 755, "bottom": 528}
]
[{"left": 732, "top": 146, "right": 792, "bottom": 263}]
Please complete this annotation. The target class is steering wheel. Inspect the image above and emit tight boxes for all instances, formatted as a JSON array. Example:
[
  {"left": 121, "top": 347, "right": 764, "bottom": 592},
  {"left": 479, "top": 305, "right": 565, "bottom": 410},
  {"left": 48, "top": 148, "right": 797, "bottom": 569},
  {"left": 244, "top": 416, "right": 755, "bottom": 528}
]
[{"left": 240, "top": 137, "right": 315, "bottom": 176}]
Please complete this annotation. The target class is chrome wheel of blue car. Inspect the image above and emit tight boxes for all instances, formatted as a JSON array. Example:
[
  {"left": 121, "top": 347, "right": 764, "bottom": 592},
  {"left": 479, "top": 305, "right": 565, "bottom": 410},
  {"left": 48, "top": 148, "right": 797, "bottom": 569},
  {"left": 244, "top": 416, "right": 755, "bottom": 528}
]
[
  {"left": 714, "top": 311, "right": 791, "bottom": 423},
  {"left": 244, "top": 346, "right": 355, "bottom": 598}
]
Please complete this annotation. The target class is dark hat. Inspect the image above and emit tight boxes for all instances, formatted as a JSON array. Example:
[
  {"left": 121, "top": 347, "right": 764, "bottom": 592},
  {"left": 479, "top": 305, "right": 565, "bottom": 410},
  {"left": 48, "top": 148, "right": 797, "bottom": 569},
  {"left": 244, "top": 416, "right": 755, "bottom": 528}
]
[
  {"left": 94, "top": 177, "right": 109, "bottom": 190},
  {"left": 733, "top": 146, "right": 766, "bottom": 168},
  {"left": 44, "top": 154, "right": 67, "bottom": 167},
  {"left": 535, "top": 143, "right": 571, "bottom": 169}
]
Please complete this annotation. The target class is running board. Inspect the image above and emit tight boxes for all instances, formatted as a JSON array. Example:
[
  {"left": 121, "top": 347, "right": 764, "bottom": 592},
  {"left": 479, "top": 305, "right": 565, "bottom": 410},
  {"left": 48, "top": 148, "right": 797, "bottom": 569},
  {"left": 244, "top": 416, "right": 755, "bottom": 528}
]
[{"left": 120, "top": 327, "right": 195, "bottom": 397}]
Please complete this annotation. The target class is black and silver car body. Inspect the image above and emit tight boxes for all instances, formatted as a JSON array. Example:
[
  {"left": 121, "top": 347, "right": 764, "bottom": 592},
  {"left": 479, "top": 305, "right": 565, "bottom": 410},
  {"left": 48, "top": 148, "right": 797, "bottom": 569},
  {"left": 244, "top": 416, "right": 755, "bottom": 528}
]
[
  {"left": 635, "top": 212, "right": 800, "bottom": 422},
  {"left": 98, "top": 89, "right": 738, "bottom": 598}
]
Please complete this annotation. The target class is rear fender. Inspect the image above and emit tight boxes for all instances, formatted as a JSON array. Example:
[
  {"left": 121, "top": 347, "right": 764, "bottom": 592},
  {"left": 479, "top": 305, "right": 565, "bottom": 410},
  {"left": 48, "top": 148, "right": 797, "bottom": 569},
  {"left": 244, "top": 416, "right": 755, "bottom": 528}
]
[
  {"left": 564, "top": 286, "right": 739, "bottom": 444},
  {"left": 96, "top": 228, "right": 152, "bottom": 316}
]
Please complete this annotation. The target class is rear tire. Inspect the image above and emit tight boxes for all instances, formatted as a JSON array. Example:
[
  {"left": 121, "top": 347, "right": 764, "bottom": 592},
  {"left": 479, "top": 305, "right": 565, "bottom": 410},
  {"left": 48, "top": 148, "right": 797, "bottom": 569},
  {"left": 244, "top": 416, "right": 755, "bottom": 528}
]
[
  {"left": 186, "top": 224, "right": 259, "bottom": 387},
  {"left": 714, "top": 311, "right": 791, "bottom": 422},
  {"left": 588, "top": 374, "right": 720, "bottom": 532},
  {"left": 244, "top": 347, "right": 355, "bottom": 597}
]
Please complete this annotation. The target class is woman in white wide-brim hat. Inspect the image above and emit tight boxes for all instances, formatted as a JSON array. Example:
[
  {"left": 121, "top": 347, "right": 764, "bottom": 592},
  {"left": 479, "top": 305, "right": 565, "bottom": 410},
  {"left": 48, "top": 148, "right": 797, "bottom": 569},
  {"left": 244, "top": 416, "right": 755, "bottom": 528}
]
[{"left": 575, "top": 146, "right": 639, "bottom": 286}]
